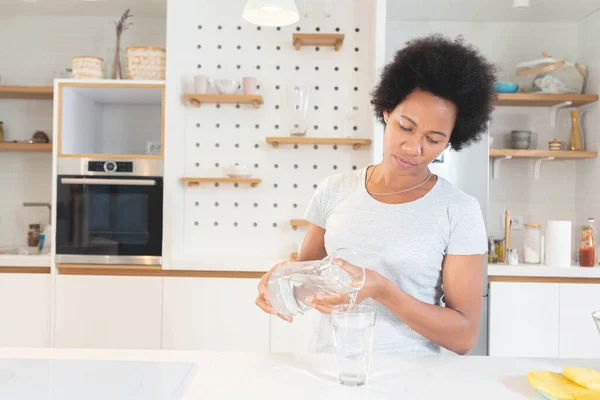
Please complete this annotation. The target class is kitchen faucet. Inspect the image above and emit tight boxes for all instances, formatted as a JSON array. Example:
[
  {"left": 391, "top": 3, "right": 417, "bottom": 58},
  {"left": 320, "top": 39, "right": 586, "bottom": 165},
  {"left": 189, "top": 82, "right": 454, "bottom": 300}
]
[{"left": 22, "top": 202, "right": 51, "bottom": 225}]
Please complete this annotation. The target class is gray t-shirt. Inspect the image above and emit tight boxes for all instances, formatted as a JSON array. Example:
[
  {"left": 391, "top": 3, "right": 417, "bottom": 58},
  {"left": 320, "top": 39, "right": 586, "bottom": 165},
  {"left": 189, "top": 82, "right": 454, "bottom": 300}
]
[{"left": 303, "top": 167, "right": 487, "bottom": 355}]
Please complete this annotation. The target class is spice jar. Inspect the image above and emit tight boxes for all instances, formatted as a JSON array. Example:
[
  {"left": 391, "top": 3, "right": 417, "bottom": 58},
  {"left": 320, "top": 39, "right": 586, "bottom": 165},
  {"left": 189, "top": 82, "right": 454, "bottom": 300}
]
[
  {"left": 27, "top": 224, "right": 41, "bottom": 247},
  {"left": 507, "top": 248, "right": 519, "bottom": 265},
  {"left": 524, "top": 223, "right": 542, "bottom": 264},
  {"left": 494, "top": 239, "right": 506, "bottom": 263},
  {"left": 488, "top": 237, "right": 498, "bottom": 263}
]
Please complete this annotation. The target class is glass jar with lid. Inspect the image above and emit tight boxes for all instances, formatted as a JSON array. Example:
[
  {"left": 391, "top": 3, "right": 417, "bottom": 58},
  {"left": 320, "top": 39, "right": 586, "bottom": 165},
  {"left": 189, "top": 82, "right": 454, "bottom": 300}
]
[{"left": 524, "top": 222, "right": 542, "bottom": 264}]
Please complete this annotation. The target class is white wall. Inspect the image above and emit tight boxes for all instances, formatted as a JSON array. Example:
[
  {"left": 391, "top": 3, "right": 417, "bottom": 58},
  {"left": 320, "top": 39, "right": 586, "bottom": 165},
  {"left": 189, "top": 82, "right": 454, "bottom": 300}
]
[
  {"left": 164, "top": 0, "right": 377, "bottom": 270},
  {"left": 385, "top": 21, "right": 580, "bottom": 260},
  {"left": 575, "top": 9, "right": 600, "bottom": 248},
  {"left": 0, "top": 15, "right": 165, "bottom": 247}
]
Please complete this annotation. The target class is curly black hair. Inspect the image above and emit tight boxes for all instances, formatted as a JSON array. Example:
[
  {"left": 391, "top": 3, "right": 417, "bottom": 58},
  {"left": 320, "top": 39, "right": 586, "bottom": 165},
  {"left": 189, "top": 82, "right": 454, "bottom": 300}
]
[{"left": 370, "top": 34, "right": 497, "bottom": 151}]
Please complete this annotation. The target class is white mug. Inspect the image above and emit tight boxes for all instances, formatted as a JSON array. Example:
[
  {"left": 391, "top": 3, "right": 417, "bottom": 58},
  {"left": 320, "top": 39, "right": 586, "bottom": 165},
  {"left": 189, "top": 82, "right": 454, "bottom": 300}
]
[{"left": 194, "top": 75, "right": 209, "bottom": 94}]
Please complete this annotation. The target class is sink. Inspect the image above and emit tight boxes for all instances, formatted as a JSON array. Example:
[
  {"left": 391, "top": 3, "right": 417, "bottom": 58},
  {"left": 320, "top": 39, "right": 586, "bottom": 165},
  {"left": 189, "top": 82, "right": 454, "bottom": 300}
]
[{"left": 0, "top": 246, "right": 40, "bottom": 256}]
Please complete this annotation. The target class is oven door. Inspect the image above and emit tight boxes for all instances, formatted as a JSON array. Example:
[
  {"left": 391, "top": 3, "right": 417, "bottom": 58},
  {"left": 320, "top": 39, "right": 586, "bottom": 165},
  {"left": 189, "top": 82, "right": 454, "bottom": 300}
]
[{"left": 56, "top": 175, "right": 163, "bottom": 265}]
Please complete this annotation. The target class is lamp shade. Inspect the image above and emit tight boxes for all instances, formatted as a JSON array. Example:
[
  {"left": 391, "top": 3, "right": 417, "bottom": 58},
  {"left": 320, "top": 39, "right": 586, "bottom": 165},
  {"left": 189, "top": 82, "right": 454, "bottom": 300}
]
[{"left": 242, "top": 0, "right": 300, "bottom": 27}]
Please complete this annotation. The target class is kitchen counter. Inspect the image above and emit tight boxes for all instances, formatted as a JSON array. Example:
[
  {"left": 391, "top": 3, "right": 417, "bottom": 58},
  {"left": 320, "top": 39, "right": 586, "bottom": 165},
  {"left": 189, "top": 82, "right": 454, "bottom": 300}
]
[
  {"left": 0, "top": 254, "right": 51, "bottom": 268},
  {"left": 1, "top": 347, "right": 599, "bottom": 399},
  {"left": 489, "top": 263, "right": 600, "bottom": 280}
]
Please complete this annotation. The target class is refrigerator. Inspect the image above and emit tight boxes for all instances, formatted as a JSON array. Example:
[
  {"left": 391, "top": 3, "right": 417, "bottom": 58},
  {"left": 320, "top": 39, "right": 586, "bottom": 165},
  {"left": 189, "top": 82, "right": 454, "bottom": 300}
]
[{"left": 431, "top": 134, "right": 490, "bottom": 356}]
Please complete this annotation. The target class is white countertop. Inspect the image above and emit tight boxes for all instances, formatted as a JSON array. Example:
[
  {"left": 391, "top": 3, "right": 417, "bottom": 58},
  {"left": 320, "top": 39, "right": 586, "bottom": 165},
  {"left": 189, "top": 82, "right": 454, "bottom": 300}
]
[
  {"left": 1, "top": 347, "right": 599, "bottom": 399},
  {"left": 489, "top": 263, "right": 600, "bottom": 278},
  {"left": 0, "top": 254, "right": 51, "bottom": 267}
]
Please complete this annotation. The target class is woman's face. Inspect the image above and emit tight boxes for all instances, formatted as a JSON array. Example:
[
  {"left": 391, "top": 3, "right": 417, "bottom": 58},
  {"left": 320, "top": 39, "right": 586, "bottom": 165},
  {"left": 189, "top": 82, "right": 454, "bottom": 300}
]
[{"left": 382, "top": 89, "right": 456, "bottom": 175}]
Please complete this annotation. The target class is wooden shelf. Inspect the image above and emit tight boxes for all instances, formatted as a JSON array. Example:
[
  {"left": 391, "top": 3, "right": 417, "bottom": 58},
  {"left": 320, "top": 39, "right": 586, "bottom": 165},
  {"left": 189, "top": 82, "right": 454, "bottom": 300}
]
[
  {"left": 490, "top": 149, "right": 598, "bottom": 180},
  {"left": 184, "top": 94, "right": 263, "bottom": 109},
  {"left": 293, "top": 33, "right": 345, "bottom": 51},
  {"left": 0, "top": 85, "right": 53, "bottom": 100},
  {"left": 0, "top": 143, "right": 52, "bottom": 152},
  {"left": 265, "top": 137, "right": 371, "bottom": 150},
  {"left": 493, "top": 93, "right": 598, "bottom": 107},
  {"left": 181, "top": 177, "right": 262, "bottom": 188},
  {"left": 489, "top": 149, "right": 598, "bottom": 159},
  {"left": 290, "top": 219, "right": 309, "bottom": 230}
]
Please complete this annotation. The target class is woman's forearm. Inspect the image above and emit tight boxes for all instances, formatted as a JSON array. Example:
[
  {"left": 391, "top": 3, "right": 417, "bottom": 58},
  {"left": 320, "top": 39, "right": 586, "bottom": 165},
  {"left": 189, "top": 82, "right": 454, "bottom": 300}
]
[{"left": 376, "top": 279, "right": 480, "bottom": 355}]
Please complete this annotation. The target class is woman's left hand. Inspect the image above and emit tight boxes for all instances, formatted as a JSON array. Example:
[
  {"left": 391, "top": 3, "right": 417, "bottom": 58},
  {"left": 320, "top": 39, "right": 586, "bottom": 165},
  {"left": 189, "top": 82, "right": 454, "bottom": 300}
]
[{"left": 306, "top": 257, "right": 388, "bottom": 314}]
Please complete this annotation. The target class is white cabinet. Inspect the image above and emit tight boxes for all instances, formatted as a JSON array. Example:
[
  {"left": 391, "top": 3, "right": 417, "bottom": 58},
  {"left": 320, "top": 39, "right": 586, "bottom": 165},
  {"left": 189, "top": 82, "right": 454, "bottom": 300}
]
[
  {"left": 0, "top": 274, "right": 51, "bottom": 347},
  {"left": 54, "top": 275, "right": 162, "bottom": 349},
  {"left": 489, "top": 282, "right": 560, "bottom": 357},
  {"left": 270, "top": 312, "right": 318, "bottom": 353},
  {"left": 162, "top": 278, "right": 270, "bottom": 352},
  {"left": 559, "top": 284, "right": 600, "bottom": 358}
]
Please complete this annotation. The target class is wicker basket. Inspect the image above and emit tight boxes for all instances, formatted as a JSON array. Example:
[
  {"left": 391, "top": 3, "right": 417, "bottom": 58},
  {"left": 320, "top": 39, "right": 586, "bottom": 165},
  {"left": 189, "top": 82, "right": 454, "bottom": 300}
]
[
  {"left": 72, "top": 56, "right": 104, "bottom": 80},
  {"left": 126, "top": 46, "right": 166, "bottom": 80}
]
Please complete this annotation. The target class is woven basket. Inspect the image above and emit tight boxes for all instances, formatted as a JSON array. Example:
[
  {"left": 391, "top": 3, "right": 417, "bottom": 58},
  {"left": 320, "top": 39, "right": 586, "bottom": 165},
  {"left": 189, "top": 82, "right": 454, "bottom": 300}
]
[
  {"left": 126, "top": 46, "right": 166, "bottom": 80},
  {"left": 72, "top": 56, "right": 104, "bottom": 79}
]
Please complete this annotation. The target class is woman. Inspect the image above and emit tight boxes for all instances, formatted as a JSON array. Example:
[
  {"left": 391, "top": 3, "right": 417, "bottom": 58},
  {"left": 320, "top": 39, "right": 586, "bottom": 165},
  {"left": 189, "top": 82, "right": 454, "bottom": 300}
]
[{"left": 256, "top": 34, "right": 496, "bottom": 356}]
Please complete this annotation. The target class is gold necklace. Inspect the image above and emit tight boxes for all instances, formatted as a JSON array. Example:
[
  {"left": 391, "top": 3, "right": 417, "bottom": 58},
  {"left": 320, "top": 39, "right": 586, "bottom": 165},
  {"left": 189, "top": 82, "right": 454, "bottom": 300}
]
[{"left": 366, "top": 165, "right": 432, "bottom": 196}]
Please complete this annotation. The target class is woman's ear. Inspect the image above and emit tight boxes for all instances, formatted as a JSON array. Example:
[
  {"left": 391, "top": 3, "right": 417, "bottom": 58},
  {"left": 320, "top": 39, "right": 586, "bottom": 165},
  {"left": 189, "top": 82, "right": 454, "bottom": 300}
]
[{"left": 383, "top": 111, "right": 389, "bottom": 124}]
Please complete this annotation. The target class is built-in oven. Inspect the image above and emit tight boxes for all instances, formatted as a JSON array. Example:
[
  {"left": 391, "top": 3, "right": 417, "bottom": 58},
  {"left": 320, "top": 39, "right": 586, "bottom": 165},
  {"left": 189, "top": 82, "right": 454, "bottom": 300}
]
[{"left": 56, "top": 158, "right": 163, "bottom": 266}]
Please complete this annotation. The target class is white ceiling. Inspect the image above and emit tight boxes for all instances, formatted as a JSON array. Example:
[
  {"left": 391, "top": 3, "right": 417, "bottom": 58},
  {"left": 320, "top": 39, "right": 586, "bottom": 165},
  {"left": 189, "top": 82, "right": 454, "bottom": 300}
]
[
  {"left": 1, "top": 0, "right": 598, "bottom": 21},
  {"left": 0, "top": 0, "right": 166, "bottom": 17},
  {"left": 387, "top": 0, "right": 600, "bottom": 23}
]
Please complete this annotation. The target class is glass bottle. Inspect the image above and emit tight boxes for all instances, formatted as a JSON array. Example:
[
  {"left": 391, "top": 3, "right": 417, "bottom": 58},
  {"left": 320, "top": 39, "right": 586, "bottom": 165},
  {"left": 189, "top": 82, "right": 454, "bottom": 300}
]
[
  {"left": 524, "top": 223, "right": 542, "bottom": 264},
  {"left": 579, "top": 224, "right": 595, "bottom": 267},
  {"left": 285, "top": 83, "right": 310, "bottom": 136},
  {"left": 488, "top": 237, "right": 498, "bottom": 264}
]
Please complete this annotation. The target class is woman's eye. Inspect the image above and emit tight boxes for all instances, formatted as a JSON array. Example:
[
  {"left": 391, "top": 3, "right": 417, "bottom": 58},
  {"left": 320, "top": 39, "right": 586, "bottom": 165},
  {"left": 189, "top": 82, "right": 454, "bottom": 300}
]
[
  {"left": 399, "top": 124, "right": 412, "bottom": 132},
  {"left": 427, "top": 137, "right": 440, "bottom": 145}
]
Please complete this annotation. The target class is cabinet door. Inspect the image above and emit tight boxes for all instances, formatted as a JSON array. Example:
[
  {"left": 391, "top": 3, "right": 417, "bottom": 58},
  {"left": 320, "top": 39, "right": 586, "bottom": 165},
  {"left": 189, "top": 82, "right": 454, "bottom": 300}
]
[
  {"left": 162, "top": 278, "right": 270, "bottom": 352},
  {"left": 54, "top": 275, "right": 162, "bottom": 349},
  {"left": 0, "top": 274, "right": 51, "bottom": 347},
  {"left": 559, "top": 283, "right": 600, "bottom": 358},
  {"left": 489, "top": 282, "right": 559, "bottom": 357}
]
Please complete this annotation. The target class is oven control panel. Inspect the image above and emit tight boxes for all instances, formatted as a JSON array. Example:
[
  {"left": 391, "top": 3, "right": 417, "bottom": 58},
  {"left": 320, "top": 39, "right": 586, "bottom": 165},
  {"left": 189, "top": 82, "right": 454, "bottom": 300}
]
[{"left": 88, "top": 161, "right": 134, "bottom": 173}]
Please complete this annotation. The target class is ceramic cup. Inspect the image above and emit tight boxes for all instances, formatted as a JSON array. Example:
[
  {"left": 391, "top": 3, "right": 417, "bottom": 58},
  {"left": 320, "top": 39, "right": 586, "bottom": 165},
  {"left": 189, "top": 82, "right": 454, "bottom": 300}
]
[
  {"left": 194, "top": 75, "right": 209, "bottom": 94},
  {"left": 243, "top": 77, "right": 257, "bottom": 95}
]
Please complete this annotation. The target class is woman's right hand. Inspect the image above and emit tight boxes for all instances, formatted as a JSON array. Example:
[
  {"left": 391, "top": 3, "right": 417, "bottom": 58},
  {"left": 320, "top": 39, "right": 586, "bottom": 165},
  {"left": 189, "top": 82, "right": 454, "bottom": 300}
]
[{"left": 256, "top": 260, "right": 293, "bottom": 323}]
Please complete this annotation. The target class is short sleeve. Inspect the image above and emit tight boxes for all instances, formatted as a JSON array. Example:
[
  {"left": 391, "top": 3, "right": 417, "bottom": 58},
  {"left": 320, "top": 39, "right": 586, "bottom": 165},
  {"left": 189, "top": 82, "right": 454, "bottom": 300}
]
[
  {"left": 303, "top": 177, "right": 331, "bottom": 229},
  {"left": 446, "top": 196, "right": 488, "bottom": 255}
]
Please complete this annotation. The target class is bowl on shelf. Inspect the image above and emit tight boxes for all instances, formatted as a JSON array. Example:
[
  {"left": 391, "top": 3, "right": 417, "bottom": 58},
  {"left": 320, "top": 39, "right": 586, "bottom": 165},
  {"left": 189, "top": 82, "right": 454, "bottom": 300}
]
[
  {"left": 215, "top": 80, "right": 238, "bottom": 95},
  {"left": 224, "top": 164, "right": 251, "bottom": 178},
  {"left": 549, "top": 139, "right": 562, "bottom": 151},
  {"left": 493, "top": 82, "right": 519, "bottom": 93},
  {"left": 511, "top": 130, "right": 531, "bottom": 149}
]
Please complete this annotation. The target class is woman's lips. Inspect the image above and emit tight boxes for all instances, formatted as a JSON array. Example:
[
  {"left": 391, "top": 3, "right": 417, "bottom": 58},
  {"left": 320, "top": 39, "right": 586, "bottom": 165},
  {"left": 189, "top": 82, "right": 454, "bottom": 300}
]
[{"left": 394, "top": 155, "right": 417, "bottom": 168}]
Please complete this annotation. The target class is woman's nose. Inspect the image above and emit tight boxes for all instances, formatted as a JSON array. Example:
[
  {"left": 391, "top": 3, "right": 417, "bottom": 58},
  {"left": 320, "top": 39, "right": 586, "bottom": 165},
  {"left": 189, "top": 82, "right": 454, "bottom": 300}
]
[{"left": 401, "top": 138, "right": 422, "bottom": 156}]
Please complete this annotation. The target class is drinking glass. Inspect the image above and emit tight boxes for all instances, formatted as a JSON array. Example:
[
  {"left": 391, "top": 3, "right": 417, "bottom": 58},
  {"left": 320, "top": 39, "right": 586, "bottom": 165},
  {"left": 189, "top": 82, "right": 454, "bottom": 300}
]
[
  {"left": 593, "top": 310, "right": 600, "bottom": 335},
  {"left": 332, "top": 304, "right": 376, "bottom": 386}
]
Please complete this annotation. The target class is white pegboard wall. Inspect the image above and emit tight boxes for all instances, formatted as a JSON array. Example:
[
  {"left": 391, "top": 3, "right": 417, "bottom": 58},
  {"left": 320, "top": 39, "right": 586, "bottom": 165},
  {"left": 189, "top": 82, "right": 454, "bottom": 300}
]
[{"left": 174, "top": 0, "right": 376, "bottom": 264}]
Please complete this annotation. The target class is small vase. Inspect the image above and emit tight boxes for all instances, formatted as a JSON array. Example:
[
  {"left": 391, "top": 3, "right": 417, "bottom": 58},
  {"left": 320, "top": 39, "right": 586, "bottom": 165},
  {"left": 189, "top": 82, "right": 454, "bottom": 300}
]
[
  {"left": 285, "top": 83, "right": 310, "bottom": 136},
  {"left": 107, "top": 43, "right": 125, "bottom": 80},
  {"left": 568, "top": 110, "right": 583, "bottom": 151}
]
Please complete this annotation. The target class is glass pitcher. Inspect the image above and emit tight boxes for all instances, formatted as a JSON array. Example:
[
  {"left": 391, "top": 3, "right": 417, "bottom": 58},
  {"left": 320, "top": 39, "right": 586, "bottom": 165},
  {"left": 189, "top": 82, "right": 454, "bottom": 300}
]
[{"left": 267, "top": 250, "right": 365, "bottom": 317}]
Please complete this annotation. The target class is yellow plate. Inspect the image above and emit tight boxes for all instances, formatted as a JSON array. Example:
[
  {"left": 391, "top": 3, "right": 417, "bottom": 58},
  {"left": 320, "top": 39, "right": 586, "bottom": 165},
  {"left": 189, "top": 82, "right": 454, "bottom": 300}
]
[
  {"left": 563, "top": 367, "right": 600, "bottom": 392},
  {"left": 526, "top": 371, "right": 598, "bottom": 400}
]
